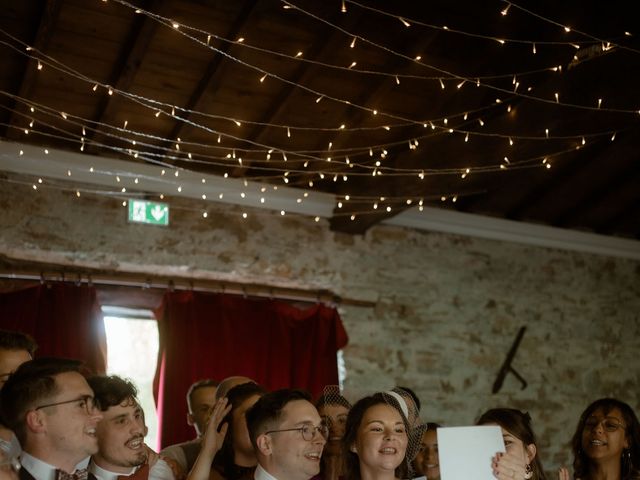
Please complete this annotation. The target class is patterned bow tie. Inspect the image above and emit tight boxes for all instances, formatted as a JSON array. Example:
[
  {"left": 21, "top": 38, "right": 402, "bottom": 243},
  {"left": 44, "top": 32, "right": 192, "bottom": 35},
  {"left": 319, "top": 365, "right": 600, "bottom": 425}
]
[{"left": 55, "top": 468, "right": 89, "bottom": 480}]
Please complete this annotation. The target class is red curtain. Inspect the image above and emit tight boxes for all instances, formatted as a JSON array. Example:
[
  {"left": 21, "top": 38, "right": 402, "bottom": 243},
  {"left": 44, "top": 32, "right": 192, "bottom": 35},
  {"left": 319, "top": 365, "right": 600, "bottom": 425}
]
[
  {"left": 153, "top": 291, "right": 348, "bottom": 448},
  {"left": 0, "top": 283, "right": 107, "bottom": 374}
]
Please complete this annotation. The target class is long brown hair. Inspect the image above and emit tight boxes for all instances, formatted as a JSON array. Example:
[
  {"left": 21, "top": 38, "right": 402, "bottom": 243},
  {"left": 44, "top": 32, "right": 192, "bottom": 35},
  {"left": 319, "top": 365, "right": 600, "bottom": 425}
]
[{"left": 477, "top": 408, "right": 547, "bottom": 480}]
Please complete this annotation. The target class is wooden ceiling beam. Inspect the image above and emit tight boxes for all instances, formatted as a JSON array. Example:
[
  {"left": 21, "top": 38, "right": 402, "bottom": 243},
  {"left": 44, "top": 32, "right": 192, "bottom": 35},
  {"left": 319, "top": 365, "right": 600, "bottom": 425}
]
[
  {"left": 160, "top": 0, "right": 259, "bottom": 160},
  {"left": 590, "top": 168, "right": 640, "bottom": 236},
  {"left": 87, "top": 0, "right": 168, "bottom": 152},
  {"left": 229, "top": 10, "right": 362, "bottom": 178},
  {"left": 4, "top": 0, "right": 63, "bottom": 139}
]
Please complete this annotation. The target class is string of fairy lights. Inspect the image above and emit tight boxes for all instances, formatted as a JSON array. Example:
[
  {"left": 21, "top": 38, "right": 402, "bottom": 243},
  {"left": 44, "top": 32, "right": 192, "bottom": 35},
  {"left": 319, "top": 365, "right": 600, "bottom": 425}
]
[
  {"left": 0, "top": 39, "right": 624, "bottom": 161},
  {"left": 110, "top": 0, "right": 640, "bottom": 115},
  {"left": 0, "top": 0, "right": 638, "bottom": 223},
  {"left": 2, "top": 85, "right": 618, "bottom": 183}
]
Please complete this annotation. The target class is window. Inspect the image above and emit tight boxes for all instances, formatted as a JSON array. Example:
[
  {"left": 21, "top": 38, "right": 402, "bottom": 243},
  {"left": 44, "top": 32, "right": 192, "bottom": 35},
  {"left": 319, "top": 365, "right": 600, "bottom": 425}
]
[{"left": 102, "top": 306, "right": 160, "bottom": 449}]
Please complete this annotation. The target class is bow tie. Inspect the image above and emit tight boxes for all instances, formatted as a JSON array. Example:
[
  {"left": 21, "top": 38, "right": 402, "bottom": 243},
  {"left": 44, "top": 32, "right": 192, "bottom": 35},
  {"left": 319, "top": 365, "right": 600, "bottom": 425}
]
[{"left": 55, "top": 468, "right": 89, "bottom": 480}]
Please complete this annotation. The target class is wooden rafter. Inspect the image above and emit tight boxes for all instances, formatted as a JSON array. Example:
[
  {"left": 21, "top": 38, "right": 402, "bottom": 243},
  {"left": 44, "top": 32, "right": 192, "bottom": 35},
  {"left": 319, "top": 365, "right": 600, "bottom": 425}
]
[{"left": 4, "top": 0, "right": 62, "bottom": 139}]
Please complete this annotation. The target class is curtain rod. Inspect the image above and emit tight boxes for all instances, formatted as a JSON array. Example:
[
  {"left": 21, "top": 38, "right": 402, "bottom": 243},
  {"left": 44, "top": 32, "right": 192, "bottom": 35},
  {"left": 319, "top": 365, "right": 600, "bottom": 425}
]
[{"left": 0, "top": 270, "right": 376, "bottom": 308}]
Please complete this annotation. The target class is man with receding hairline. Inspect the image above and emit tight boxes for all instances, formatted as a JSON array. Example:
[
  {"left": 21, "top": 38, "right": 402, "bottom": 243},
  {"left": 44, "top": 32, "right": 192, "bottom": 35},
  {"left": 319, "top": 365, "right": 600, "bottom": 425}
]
[
  {"left": 1, "top": 357, "right": 103, "bottom": 480},
  {"left": 160, "top": 379, "right": 218, "bottom": 474}
]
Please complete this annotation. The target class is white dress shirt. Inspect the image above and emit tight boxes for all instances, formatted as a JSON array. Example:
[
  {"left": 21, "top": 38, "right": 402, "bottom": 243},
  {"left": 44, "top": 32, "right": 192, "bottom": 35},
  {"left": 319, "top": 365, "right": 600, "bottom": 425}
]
[
  {"left": 254, "top": 464, "right": 280, "bottom": 480},
  {"left": 20, "top": 452, "right": 89, "bottom": 480},
  {"left": 88, "top": 458, "right": 175, "bottom": 480}
]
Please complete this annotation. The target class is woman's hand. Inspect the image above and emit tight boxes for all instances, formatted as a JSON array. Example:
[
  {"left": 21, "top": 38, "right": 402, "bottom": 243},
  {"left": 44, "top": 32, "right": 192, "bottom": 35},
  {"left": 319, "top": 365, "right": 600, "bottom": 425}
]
[
  {"left": 558, "top": 467, "right": 570, "bottom": 480},
  {"left": 492, "top": 451, "right": 527, "bottom": 480}
]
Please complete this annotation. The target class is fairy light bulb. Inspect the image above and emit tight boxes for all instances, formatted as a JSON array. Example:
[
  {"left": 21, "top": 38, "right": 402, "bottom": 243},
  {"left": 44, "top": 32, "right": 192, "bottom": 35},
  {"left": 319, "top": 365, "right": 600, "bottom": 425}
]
[
  {"left": 439, "top": 78, "right": 445, "bottom": 89},
  {"left": 341, "top": 0, "right": 346, "bottom": 12},
  {"left": 399, "top": 17, "right": 410, "bottom": 27},
  {"left": 348, "top": 61, "right": 357, "bottom": 69},
  {"left": 464, "top": 132, "right": 469, "bottom": 142},
  {"left": 37, "top": 61, "right": 42, "bottom": 70},
  {"left": 395, "top": 75, "right": 400, "bottom": 85},
  {"left": 501, "top": 3, "right": 511, "bottom": 15},
  {"left": 598, "top": 98, "right": 602, "bottom": 108},
  {"left": 532, "top": 43, "right": 537, "bottom": 54},
  {"left": 554, "top": 92, "right": 559, "bottom": 103},
  {"left": 202, "top": 212, "right": 208, "bottom": 218},
  {"left": 350, "top": 37, "right": 356, "bottom": 48}
]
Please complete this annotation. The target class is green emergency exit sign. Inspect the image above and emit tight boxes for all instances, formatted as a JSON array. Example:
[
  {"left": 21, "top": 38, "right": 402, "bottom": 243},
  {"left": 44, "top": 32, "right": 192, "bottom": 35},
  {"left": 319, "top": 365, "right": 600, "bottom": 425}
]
[{"left": 128, "top": 199, "right": 169, "bottom": 226}]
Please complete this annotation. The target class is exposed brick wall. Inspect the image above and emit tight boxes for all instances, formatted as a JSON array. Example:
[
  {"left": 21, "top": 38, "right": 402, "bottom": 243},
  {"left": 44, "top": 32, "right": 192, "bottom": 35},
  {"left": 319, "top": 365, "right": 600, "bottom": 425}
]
[{"left": 1, "top": 181, "right": 639, "bottom": 471}]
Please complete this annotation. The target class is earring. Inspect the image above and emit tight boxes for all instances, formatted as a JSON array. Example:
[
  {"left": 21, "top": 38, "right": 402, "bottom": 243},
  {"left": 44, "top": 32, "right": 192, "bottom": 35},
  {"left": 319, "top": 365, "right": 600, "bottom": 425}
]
[{"left": 523, "top": 463, "right": 533, "bottom": 480}]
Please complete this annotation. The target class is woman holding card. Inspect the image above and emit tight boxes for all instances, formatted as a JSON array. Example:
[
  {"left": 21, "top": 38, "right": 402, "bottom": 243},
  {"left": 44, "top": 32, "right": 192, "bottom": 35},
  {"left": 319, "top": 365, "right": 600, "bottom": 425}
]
[
  {"left": 477, "top": 408, "right": 547, "bottom": 480},
  {"left": 560, "top": 398, "right": 640, "bottom": 480},
  {"left": 343, "top": 392, "right": 424, "bottom": 480}
]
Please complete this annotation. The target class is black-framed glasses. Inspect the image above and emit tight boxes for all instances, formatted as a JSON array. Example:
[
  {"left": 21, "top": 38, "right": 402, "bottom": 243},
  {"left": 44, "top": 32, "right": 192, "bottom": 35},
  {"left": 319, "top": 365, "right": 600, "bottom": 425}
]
[
  {"left": 265, "top": 424, "right": 329, "bottom": 441},
  {"left": 584, "top": 417, "right": 626, "bottom": 433},
  {"left": 34, "top": 395, "right": 96, "bottom": 415}
]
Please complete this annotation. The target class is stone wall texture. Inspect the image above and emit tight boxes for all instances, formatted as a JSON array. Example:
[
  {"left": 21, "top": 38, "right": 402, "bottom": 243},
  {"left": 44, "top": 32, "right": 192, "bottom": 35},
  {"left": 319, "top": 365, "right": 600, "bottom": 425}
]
[{"left": 1, "top": 180, "right": 639, "bottom": 472}]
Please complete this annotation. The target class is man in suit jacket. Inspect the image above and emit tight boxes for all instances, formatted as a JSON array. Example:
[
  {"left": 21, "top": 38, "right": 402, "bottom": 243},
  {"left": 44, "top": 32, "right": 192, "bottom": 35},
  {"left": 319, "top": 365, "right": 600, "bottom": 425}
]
[{"left": 0, "top": 358, "right": 103, "bottom": 480}]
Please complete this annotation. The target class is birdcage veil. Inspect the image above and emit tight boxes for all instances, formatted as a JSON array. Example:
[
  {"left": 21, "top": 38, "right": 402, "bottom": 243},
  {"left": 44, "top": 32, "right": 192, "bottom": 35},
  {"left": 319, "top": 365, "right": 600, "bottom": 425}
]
[{"left": 382, "top": 387, "right": 428, "bottom": 479}]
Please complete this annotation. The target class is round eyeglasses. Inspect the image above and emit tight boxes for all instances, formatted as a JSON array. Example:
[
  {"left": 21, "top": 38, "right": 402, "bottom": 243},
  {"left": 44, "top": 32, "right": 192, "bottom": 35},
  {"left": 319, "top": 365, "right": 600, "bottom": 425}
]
[{"left": 265, "top": 424, "right": 329, "bottom": 441}]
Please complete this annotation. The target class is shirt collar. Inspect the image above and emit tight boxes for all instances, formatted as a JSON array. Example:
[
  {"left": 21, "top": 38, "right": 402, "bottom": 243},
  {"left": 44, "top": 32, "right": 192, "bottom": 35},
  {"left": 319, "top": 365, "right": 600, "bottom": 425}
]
[
  {"left": 20, "top": 452, "right": 88, "bottom": 480},
  {"left": 254, "top": 464, "right": 280, "bottom": 480},
  {"left": 88, "top": 458, "right": 137, "bottom": 480}
]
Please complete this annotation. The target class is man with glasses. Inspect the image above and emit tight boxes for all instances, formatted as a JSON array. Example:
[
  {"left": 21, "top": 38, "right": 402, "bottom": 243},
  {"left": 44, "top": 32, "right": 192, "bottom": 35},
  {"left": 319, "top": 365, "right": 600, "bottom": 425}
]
[
  {"left": 246, "top": 389, "right": 327, "bottom": 480},
  {"left": 86, "top": 375, "right": 174, "bottom": 480},
  {"left": 0, "top": 357, "right": 103, "bottom": 480}
]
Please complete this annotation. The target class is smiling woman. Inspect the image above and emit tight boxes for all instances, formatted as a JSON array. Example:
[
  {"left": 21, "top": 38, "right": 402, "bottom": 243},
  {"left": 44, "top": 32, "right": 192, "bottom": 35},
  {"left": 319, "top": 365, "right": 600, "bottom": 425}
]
[
  {"left": 343, "top": 392, "right": 417, "bottom": 480},
  {"left": 569, "top": 398, "right": 640, "bottom": 480}
]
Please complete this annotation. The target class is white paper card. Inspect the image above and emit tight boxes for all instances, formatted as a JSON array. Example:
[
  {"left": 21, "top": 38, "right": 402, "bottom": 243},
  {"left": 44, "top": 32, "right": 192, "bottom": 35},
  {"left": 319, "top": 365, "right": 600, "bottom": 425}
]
[{"left": 438, "top": 425, "right": 505, "bottom": 480}]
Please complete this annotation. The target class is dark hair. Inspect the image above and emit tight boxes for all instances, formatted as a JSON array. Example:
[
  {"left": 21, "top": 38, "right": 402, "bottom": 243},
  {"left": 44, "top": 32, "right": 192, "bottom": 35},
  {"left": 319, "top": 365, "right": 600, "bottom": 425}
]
[
  {"left": 0, "top": 357, "right": 82, "bottom": 443},
  {"left": 0, "top": 329, "right": 37, "bottom": 356},
  {"left": 397, "top": 386, "right": 421, "bottom": 412},
  {"left": 187, "top": 379, "right": 218, "bottom": 411},
  {"left": 343, "top": 393, "right": 411, "bottom": 480},
  {"left": 87, "top": 375, "right": 138, "bottom": 411},
  {"left": 477, "top": 408, "right": 547, "bottom": 480},
  {"left": 214, "top": 382, "right": 266, "bottom": 479},
  {"left": 246, "top": 389, "right": 312, "bottom": 450},
  {"left": 571, "top": 398, "right": 640, "bottom": 480}
]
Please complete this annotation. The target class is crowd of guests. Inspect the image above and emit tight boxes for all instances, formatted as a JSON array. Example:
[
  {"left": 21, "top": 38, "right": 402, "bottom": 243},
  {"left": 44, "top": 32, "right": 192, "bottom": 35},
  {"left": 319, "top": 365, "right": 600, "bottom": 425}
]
[{"left": 1, "top": 329, "right": 639, "bottom": 480}]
